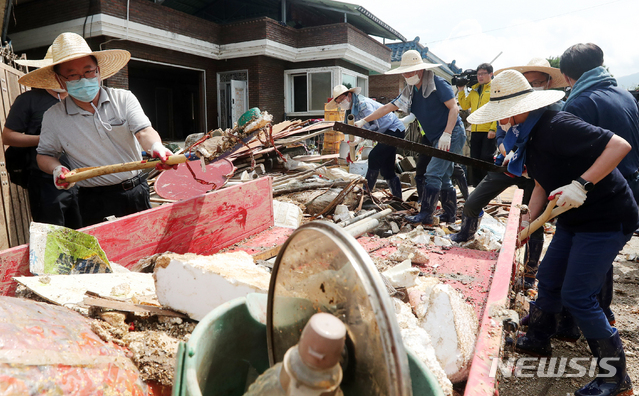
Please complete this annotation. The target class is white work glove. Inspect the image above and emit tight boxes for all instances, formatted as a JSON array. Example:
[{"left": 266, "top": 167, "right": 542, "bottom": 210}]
[
  {"left": 502, "top": 151, "right": 515, "bottom": 167},
  {"left": 150, "top": 142, "right": 176, "bottom": 170},
  {"left": 354, "top": 119, "right": 367, "bottom": 128},
  {"left": 399, "top": 113, "right": 416, "bottom": 128},
  {"left": 549, "top": 180, "right": 588, "bottom": 208},
  {"left": 348, "top": 137, "right": 363, "bottom": 147},
  {"left": 437, "top": 133, "right": 452, "bottom": 151},
  {"left": 53, "top": 165, "right": 76, "bottom": 190}
]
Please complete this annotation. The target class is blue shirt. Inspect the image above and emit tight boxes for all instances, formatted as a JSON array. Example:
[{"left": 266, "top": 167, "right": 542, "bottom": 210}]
[
  {"left": 391, "top": 75, "right": 462, "bottom": 142},
  {"left": 563, "top": 81, "right": 639, "bottom": 178},
  {"left": 348, "top": 94, "right": 405, "bottom": 133}
]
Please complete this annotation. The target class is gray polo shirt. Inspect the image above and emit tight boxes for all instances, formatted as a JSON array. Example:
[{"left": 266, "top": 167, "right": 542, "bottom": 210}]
[{"left": 38, "top": 87, "right": 152, "bottom": 187}]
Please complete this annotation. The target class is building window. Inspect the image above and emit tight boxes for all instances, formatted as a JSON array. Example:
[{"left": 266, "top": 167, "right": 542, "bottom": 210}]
[{"left": 285, "top": 67, "right": 368, "bottom": 117}]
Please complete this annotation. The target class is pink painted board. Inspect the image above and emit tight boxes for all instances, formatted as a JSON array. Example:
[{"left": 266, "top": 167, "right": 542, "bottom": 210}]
[
  {"left": 154, "top": 158, "right": 235, "bottom": 201},
  {"left": 0, "top": 177, "right": 275, "bottom": 296}
]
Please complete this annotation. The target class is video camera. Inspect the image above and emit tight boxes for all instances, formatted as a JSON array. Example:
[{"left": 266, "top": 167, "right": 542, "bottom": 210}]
[{"left": 452, "top": 69, "right": 478, "bottom": 87}]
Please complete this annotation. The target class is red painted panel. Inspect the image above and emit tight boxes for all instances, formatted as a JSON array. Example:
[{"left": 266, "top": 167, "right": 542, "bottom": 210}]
[{"left": 0, "top": 178, "right": 275, "bottom": 296}]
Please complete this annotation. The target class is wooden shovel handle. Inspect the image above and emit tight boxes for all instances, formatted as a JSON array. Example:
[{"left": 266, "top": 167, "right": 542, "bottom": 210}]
[
  {"left": 517, "top": 197, "right": 569, "bottom": 244},
  {"left": 63, "top": 154, "right": 191, "bottom": 183}
]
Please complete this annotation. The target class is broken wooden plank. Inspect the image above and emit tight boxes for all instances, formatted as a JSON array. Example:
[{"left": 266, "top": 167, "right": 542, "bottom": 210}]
[{"left": 82, "top": 296, "right": 188, "bottom": 318}]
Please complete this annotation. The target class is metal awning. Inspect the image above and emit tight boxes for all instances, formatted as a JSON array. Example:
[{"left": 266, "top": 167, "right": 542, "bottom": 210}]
[{"left": 152, "top": 0, "right": 406, "bottom": 42}]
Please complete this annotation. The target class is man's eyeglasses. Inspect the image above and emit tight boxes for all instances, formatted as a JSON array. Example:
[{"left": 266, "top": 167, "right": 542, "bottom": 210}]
[
  {"left": 477, "top": 72, "right": 491, "bottom": 77},
  {"left": 58, "top": 68, "right": 98, "bottom": 82},
  {"left": 529, "top": 79, "right": 550, "bottom": 88}
]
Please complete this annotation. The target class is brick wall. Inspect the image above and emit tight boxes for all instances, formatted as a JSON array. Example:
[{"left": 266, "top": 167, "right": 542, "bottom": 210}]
[
  {"left": 100, "top": 0, "right": 220, "bottom": 43},
  {"left": 105, "top": 63, "right": 129, "bottom": 89},
  {"left": 369, "top": 74, "right": 403, "bottom": 104}
]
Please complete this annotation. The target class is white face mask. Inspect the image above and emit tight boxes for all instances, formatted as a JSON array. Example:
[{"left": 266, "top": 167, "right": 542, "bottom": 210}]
[
  {"left": 531, "top": 87, "right": 545, "bottom": 92},
  {"left": 501, "top": 119, "right": 514, "bottom": 132},
  {"left": 338, "top": 98, "right": 351, "bottom": 111},
  {"left": 405, "top": 74, "right": 421, "bottom": 86}
]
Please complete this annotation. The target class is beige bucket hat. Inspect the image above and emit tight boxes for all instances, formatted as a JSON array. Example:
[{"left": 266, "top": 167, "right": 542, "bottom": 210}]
[
  {"left": 494, "top": 58, "right": 568, "bottom": 89},
  {"left": 467, "top": 70, "right": 566, "bottom": 124},
  {"left": 18, "top": 32, "right": 130, "bottom": 90},
  {"left": 326, "top": 84, "right": 361, "bottom": 110},
  {"left": 15, "top": 46, "right": 53, "bottom": 68},
  {"left": 385, "top": 50, "right": 440, "bottom": 75}
]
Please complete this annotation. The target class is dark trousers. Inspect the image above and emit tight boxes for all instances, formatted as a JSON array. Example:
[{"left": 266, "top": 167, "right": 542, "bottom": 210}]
[
  {"left": 463, "top": 170, "right": 543, "bottom": 240},
  {"left": 536, "top": 225, "right": 631, "bottom": 339},
  {"left": 78, "top": 176, "right": 151, "bottom": 227},
  {"left": 368, "top": 129, "right": 405, "bottom": 180},
  {"left": 28, "top": 171, "right": 82, "bottom": 229},
  {"left": 469, "top": 132, "right": 497, "bottom": 185}
]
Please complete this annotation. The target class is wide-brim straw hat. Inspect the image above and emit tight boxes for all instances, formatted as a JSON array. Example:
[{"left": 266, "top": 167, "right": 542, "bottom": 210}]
[
  {"left": 18, "top": 32, "right": 130, "bottom": 90},
  {"left": 494, "top": 57, "right": 568, "bottom": 89},
  {"left": 467, "top": 70, "right": 566, "bottom": 124},
  {"left": 385, "top": 50, "right": 440, "bottom": 75},
  {"left": 15, "top": 46, "right": 53, "bottom": 68},
  {"left": 325, "top": 84, "right": 361, "bottom": 110}
]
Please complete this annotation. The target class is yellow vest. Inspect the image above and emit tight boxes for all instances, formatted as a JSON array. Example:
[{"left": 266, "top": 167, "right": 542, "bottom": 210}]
[{"left": 457, "top": 82, "right": 497, "bottom": 133}]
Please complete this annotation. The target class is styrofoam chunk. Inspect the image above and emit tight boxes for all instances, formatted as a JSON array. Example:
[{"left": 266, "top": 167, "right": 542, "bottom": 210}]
[
  {"left": 413, "top": 283, "right": 479, "bottom": 383},
  {"left": 273, "top": 200, "right": 303, "bottom": 229},
  {"left": 392, "top": 298, "right": 453, "bottom": 396},
  {"left": 382, "top": 259, "right": 419, "bottom": 288},
  {"left": 153, "top": 251, "right": 270, "bottom": 321}
]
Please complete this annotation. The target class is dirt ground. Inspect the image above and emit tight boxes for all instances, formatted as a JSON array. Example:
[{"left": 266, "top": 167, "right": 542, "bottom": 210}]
[{"left": 499, "top": 235, "right": 639, "bottom": 396}]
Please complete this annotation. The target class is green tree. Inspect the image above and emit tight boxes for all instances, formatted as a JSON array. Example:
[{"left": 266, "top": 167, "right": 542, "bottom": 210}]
[{"left": 547, "top": 56, "right": 560, "bottom": 68}]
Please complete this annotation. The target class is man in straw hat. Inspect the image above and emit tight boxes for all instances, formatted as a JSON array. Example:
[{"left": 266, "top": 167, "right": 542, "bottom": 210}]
[
  {"left": 560, "top": 43, "right": 639, "bottom": 332},
  {"left": 326, "top": 84, "right": 405, "bottom": 198},
  {"left": 2, "top": 46, "right": 81, "bottom": 229},
  {"left": 355, "top": 50, "right": 466, "bottom": 225},
  {"left": 456, "top": 62, "right": 497, "bottom": 186},
  {"left": 468, "top": 69, "right": 636, "bottom": 396},
  {"left": 19, "top": 32, "right": 175, "bottom": 227},
  {"left": 450, "top": 58, "right": 567, "bottom": 291}
]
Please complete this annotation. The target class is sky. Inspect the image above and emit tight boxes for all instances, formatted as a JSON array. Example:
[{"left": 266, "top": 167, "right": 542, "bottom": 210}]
[{"left": 347, "top": 0, "right": 639, "bottom": 80}]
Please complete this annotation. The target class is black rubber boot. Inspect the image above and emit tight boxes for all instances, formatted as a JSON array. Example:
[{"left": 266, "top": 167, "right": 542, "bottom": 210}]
[
  {"left": 599, "top": 268, "right": 616, "bottom": 326},
  {"left": 415, "top": 174, "right": 425, "bottom": 204},
  {"left": 554, "top": 308, "right": 582, "bottom": 342},
  {"left": 365, "top": 169, "right": 379, "bottom": 193},
  {"left": 406, "top": 185, "right": 440, "bottom": 225},
  {"left": 438, "top": 187, "right": 457, "bottom": 223},
  {"left": 388, "top": 176, "right": 402, "bottom": 200},
  {"left": 452, "top": 164, "right": 469, "bottom": 200},
  {"left": 450, "top": 214, "right": 480, "bottom": 243},
  {"left": 520, "top": 237, "right": 544, "bottom": 290},
  {"left": 575, "top": 328, "right": 633, "bottom": 396},
  {"left": 515, "top": 302, "right": 556, "bottom": 357}
]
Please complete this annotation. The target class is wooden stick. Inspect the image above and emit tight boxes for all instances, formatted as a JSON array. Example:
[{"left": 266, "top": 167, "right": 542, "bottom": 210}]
[
  {"left": 64, "top": 154, "right": 192, "bottom": 183},
  {"left": 517, "top": 197, "right": 568, "bottom": 243}
]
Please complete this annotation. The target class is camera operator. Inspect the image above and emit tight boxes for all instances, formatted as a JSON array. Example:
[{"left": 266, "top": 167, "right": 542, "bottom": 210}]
[{"left": 457, "top": 63, "right": 497, "bottom": 186}]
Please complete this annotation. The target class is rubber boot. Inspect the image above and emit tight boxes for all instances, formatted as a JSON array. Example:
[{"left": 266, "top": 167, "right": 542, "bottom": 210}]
[
  {"left": 388, "top": 176, "right": 402, "bottom": 200},
  {"left": 365, "top": 169, "right": 379, "bottom": 193},
  {"left": 599, "top": 268, "right": 616, "bottom": 326},
  {"left": 406, "top": 185, "right": 440, "bottom": 225},
  {"left": 554, "top": 308, "right": 582, "bottom": 342},
  {"left": 449, "top": 214, "right": 480, "bottom": 243},
  {"left": 438, "top": 187, "right": 457, "bottom": 223},
  {"left": 515, "top": 302, "right": 556, "bottom": 357},
  {"left": 415, "top": 174, "right": 425, "bottom": 204},
  {"left": 575, "top": 328, "right": 633, "bottom": 396},
  {"left": 520, "top": 237, "right": 544, "bottom": 290},
  {"left": 452, "top": 164, "right": 469, "bottom": 200}
]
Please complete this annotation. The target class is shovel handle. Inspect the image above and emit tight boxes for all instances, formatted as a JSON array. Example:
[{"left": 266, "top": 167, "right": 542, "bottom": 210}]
[
  {"left": 63, "top": 154, "right": 194, "bottom": 183},
  {"left": 517, "top": 197, "right": 568, "bottom": 244}
]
